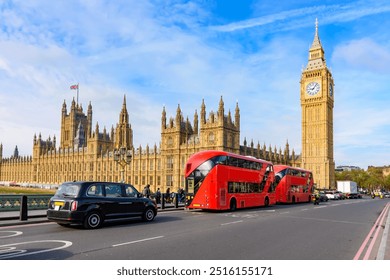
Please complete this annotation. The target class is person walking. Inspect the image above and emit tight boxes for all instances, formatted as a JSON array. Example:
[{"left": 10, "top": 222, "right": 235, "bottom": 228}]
[
  {"left": 155, "top": 188, "right": 161, "bottom": 204},
  {"left": 142, "top": 184, "right": 151, "bottom": 198},
  {"left": 165, "top": 187, "right": 171, "bottom": 203}
]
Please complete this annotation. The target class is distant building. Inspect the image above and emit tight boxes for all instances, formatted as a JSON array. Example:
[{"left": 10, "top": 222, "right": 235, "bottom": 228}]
[
  {"left": 335, "top": 166, "right": 362, "bottom": 172},
  {"left": 368, "top": 165, "right": 390, "bottom": 177}
]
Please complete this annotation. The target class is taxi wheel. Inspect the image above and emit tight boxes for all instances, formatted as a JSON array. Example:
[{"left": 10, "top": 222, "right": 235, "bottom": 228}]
[
  {"left": 142, "top": 208, "right": 156, "bottom": 222},
  {"left": 84, "top": 211, "right": 103, "bottom": 229}
]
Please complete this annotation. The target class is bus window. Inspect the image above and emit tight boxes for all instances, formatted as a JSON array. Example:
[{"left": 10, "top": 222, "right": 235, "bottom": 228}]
[
  {"left": 275, "top": 168, "right": 288, "bottom": 184},
  {"left": 213, "top": 155, "right": 227, "bottom": 165}
]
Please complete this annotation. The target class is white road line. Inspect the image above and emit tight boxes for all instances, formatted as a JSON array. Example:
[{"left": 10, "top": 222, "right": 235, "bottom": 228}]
[
  {"left": 0, "top": 231, "right": 23, "bottom": 239},
  {"left": 112, "top": 236, "right": 165, "bottom": 247},
  {"left": 0, "top": 240, "right": 72, "bottom": 260},
  {"left": 221, "top": 220, "right": 243, "bottom": 226}
]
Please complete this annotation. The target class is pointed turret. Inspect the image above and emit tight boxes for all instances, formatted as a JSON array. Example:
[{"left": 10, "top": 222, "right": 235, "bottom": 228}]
[
  {"left": 119, "top": 95, "right": 129, "bottom": 124},
  {"left": 310, "top": 18, "right": 322, "bottom": 50},
  {"left": 306, "top": 18, "right": 326, "bottom": 70},
  {"left": 114, "top": 95, "right": 133, "bottom": 149},
  {"left": 175, "top": 104, "right": 181, "bottom": 127},
  {"left": 218, "top": 96, "right": 224, "bottom": 118},
  {"left": 87, "top": 101, "right": 93, "bottom": 138},
  {"left": 193, "top": 109, "right": 198, "bottom": 135},
  {"left": 234, "top": 101, "right": 240, "bottom": 129},
  {"left": 161, "top": 106, "right": 167, "bottom": 129},
  {"left": 200, "top": 99, "right": 206, "bottom": 124},
  {"left": 13, "top": 145, "right": 19, "bottom": 158},
  {"left": 62, "top": 100, "right": 67, "bottom": 116}
]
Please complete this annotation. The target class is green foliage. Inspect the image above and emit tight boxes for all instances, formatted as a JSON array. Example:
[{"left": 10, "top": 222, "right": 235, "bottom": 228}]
[{"left": 335, "top": 168, "right": 390, "bottom": 191}]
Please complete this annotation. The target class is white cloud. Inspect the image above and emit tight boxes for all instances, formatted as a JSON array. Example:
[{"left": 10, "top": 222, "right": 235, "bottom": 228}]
[{"left": 332, "top": 38, "right": 390, "bottom": 73}]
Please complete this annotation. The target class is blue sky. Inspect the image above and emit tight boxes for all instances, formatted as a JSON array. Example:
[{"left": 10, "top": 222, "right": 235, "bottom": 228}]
[{"left": 0, "top": 0, "right": 389, "bottom": 169}]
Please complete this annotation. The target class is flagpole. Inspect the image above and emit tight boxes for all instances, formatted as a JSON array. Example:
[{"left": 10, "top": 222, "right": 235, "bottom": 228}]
[{"left": 77, "top": 83, "right": 79, "bottom": 105}]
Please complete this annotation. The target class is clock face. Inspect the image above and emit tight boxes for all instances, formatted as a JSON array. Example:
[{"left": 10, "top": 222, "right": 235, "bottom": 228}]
[
  {"left": 329, "top": 83, "right": 333, "bottom": 96},
  {"left": 306, "top": 82, "right": 320, "bottom": 96}
]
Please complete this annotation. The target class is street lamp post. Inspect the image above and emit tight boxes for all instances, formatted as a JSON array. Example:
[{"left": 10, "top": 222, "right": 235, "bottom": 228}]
[{"left": 113, "top": 147, "right": 132, "bottom": 183}]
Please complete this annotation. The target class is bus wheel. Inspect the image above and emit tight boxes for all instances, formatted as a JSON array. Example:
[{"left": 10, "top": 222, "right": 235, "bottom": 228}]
[
  {"left": 229, "top": 199, "right": 237, "bottom": 211},
  {"left": 291, "top": 196, "right": 296, "bottom": 204},
  {"left": 264, "top": 197, "right": 269, "bottom": 207}
]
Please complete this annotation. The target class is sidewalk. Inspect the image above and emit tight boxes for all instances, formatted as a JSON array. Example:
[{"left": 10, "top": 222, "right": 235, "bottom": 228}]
[{"left": 0, "top": 209, "right": 48, "bottom": 227}]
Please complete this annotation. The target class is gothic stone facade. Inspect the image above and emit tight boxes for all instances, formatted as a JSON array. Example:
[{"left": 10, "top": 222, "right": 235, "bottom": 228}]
[{"left": 0, "top": 96, "right": 296, "bottom": 192}]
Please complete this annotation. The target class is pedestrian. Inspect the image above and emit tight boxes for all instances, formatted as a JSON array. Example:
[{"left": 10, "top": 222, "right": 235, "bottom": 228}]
[
  {"left": 155, "top": 188, "right": 161, "bottom": 204},
  {"left": 166, "top": 187, "right": 171, "bottom": 203},
  {"left": 179, "top": 187, "right": 185, "bottom": 203},
  {"left": 142, "top": 184, "right": 151, "bottom": 198}
]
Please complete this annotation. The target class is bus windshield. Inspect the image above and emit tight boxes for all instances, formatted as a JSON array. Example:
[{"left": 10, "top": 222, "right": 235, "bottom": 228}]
[
  {"left": 186, "top": 155, "right": 227, "bottom": 195},
  {"left": 275, "top": 168, "right": 288, "bottom": 186}
]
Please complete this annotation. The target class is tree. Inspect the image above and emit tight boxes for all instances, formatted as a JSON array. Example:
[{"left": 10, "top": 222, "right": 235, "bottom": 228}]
[{"left": 335, "top": 168, "right": 387, "bottom": 192}]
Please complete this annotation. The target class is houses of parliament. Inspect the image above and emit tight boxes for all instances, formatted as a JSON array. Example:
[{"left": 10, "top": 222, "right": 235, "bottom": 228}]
[{"left": 0, "top": 22, "right": 335, "bottom": 192}]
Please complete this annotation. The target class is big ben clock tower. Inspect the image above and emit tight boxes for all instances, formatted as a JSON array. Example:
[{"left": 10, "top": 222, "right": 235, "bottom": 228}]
[{"left": 300, "top": 19, "right": 335, "bottom": 189}]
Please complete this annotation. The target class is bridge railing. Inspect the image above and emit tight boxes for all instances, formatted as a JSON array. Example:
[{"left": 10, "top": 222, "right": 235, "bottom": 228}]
[{"left": 0, "top": 195, "right": 52, "bottom": 212}]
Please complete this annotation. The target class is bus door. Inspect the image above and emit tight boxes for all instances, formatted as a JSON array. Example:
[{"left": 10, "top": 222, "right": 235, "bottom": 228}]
[
  {"left": 217, "top": 166, "right": 227, "bottom": 208},
  {"left": 220, "top": 187, "right": 227, "bottom": 207}
]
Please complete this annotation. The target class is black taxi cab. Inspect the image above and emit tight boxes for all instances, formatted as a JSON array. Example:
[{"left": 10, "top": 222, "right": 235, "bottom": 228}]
[{"left": 47, "top": 181, "right": 157, "bottom": 229}]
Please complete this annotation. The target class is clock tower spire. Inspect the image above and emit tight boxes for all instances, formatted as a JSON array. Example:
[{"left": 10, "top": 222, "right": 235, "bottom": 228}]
[
  {"left": 307, "top": 18, "right": 326, "bottom": 71},
  {"left": 300, "top": 19, "right": 335, "bottom": 189}
]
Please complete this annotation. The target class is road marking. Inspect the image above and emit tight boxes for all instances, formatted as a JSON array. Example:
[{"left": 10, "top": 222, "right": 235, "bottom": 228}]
[
  {"left": 221, "top": 220, "right": 243, "bottom": 226},
  {"left": 112, "top": 236, "right": 165, "bottom": 247},
  {"left": 0, "top": 240, "right": 72, "bottom": 259},
  {"left": 314, "top": 205, "right": 327, "bottom": 209},
  {"left": 354, "top": 202, "right": 390, "bottom": 260},
  {"left": 0, "top": 231, "right": 23, "bottom": 239}
]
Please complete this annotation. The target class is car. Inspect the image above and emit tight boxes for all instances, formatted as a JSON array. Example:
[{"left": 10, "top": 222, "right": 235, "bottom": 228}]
[
  {"left": 335, "top": 191, "right": 346, "bottom": 200},
  {"left": 346, "top": 193, "right": 361, "bottom": 199},
  {"left": 47, "top": 181, "right": 158, "bottom": 229},
  {"left": 325, "top": 190, "right": 339, "bottom": 200},
  {"left": 318, "top": 191, "right": 329, "bottom": 202}
]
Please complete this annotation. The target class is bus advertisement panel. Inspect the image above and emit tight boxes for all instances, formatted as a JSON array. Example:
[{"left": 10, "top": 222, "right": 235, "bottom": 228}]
[
  {"left": 185, "top": 150, "right": 276, "bottom": 211},
  {"left": 274, "top": 165, "right": 314, "bottom": 204}
]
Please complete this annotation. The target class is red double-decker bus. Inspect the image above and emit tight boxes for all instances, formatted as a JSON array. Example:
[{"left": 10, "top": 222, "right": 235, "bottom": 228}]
[
  {"left": 274, "top": 165, "right": 314, "bottom": 204},
  {"left": 185, "top": 150, "right": 276, "bottom": 211}
]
